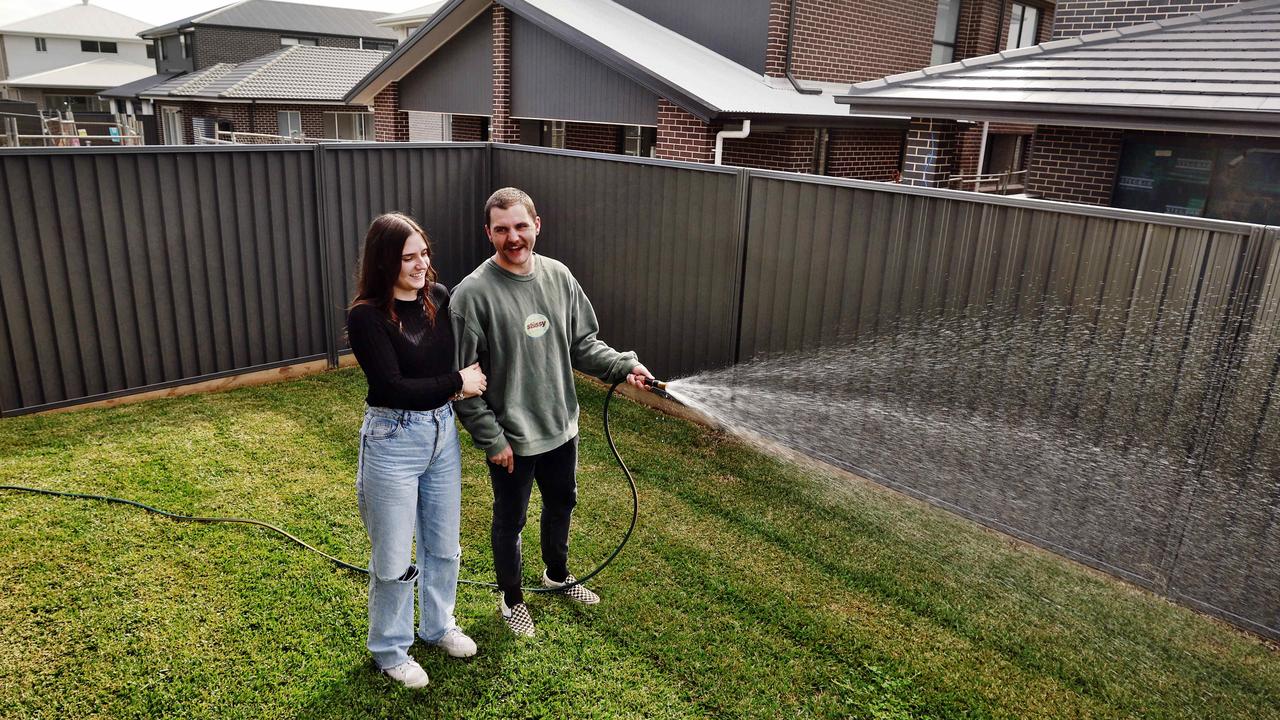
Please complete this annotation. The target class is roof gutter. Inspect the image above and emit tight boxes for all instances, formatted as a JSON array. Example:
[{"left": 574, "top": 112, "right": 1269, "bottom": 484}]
[{"left": 785, "top": 0, "right": 821, "bottom": 95}]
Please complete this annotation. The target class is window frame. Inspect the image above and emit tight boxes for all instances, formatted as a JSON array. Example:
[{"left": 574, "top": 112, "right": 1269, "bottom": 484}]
[
  {"left": 323, "top": 111, "right": 374, "bottom": 141},
  {"left": 280, "top": 36, "right": 319, "bottom": 47},
  {"left": 34, "top": 37, "right": 47, "bottom": 52},
  {"left": 359, "top": 38, "right": 396, "bottom": 52},
  {"left": 276, "top": 110, "right": 303, "bottom": 139},
  {"left": 930, "top": 0, "right": 964, "bottom": 66},
  {"left": 1005, "top": 2, "right": 1042, "bottom": 51}
]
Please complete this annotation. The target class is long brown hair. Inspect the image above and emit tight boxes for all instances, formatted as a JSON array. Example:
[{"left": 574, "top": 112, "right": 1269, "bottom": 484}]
[{"left": 350, "top": 212, "right": 439, "bottom": 326}]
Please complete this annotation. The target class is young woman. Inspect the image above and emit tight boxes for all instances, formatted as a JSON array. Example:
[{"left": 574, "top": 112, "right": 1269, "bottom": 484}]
[{"left": 346, "top": 213, "right": 486, "bottom": 689}]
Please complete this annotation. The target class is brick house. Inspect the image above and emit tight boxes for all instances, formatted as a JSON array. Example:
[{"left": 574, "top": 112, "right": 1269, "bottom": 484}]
[
  {"left": 346, "top": 0, "right": 1057, "bottom": 181},
  {"left": 137, "top": 45, "right": 388, "bottom": 145},
  {"left": 836, "top": 0, "right": 1280, "bottom": 224},
  {"left": 100, "top": 0, "right": 398, "bottom": 142}
]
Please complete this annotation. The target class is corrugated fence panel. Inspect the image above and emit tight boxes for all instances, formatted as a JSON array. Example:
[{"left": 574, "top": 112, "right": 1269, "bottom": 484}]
[
  {"left": 0, "top": 146, "right": 325, "bottom": 415},
  {"left": 320, "top": 144, "right": 489, "bottom": 353},
  {"left": 491, "top": 146, "right": 742, "bottom": 378}
]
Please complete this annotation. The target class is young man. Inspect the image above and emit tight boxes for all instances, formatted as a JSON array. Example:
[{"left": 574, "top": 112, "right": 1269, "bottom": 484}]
[{"left": 451, "top": 187, "right": 652, "bottom": 637}]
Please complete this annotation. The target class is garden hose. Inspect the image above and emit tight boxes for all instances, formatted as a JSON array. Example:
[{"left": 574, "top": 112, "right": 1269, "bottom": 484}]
[{"left": 0, "top": 380, "right": 653, "bottom": 594}]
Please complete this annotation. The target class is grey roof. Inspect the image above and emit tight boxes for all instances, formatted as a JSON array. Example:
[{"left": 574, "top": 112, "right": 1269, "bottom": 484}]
[
  {"left": 0, "top": 2, "right": 151, "bottom": 40},
  {"left": 835, "top": 0, "right": 1280, "bottom": 136},
  {"left": 99, "top": 72, "right": 181, "bottom": 98},
  {"left": 375, "top": 2, "right": 446, "bottom": 27},
  {"left": 142, "top": 0, "right": 397, "bottom": 40},
  {"left": 140, "top": 45, "right": 387, "bottom": 102},
  {"left": 347, "top": 0, "right": 886, "bottom": 123}
]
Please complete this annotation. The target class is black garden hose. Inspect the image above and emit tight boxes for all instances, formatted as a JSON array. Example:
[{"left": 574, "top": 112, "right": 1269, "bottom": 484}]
[{"left": 0, "top": 381, "right": 642, "bottom": 594}]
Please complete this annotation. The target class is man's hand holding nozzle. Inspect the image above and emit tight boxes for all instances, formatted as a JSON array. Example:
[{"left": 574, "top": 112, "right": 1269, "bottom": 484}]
[{"left": 626, "top": 364, "right": 654, "bottom": 390}]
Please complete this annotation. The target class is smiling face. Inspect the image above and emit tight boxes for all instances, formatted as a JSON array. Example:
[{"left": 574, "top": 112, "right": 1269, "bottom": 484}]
[
  {"left": 485, "top": 202, "right": 540, "bottom": 274},
  {"left": 393, "top": 231, "right": 430, "bottom": 300}
]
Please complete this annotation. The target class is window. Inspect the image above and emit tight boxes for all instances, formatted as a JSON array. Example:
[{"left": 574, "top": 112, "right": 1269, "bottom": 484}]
[
  {"left": 162, "top": 107, "right": 183, "bottom": 144},
  {"left": 277, "top": 111, "right": 302, "bottom": 139},
  {"left": 622, "top": 126, "right": 657, "bottom": 158},
  {"left": 34, "top": 37, "right": 47, "bottom": 52},
  {"left": 80, "top": 40, "right": 118, "bottom": 54},
  {"left": 157, "top": 39, "right": 167, "bottom": 61},
  {"left": 45, "top": 94, "right": 109, "bottom": 112},
  {"left": 1005, "top": 3, "right": 1040, "bottom": 50},
  {"left": 360, "top": 38, "right": 396, "bottom": 52},
  {"left": 180, "top": 33, "right": 191, "bottom": 58},
  {"left": 548, "top": 120, "right": 565, "bottom": 149},
  {"left": 930, "top": 0, "right": 962, "bottom": 66},
  {"left": 324, "top": 112, "right": 373, "bottom": 141},
  {"left": 146, "top": 43, "right": 156, "bottom": 59},
  {"left": 280, "top": 36, "right": 318, "bottom": 46}
]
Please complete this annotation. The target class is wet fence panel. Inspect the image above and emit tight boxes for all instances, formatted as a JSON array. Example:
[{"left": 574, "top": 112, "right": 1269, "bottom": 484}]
[
  {"left": 491, "top": 146, "right": 743, "bottom": 378},
  {"left": 318, "top": 143, "right": 489, "bottom": 355},
  {"left": 0, "top": 146, "right": 325, "bottom": 415},
  {"left": 736, "top": 171, "right": 1277, "bottom": 638}
]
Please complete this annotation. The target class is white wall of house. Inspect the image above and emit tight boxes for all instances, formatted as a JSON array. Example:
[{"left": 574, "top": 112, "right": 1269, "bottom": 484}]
[{"left": 2, "top": 34, "right": 150, "bottom": 78}]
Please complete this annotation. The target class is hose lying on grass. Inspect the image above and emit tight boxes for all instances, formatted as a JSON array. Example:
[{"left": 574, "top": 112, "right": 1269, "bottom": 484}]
[{"left": 0, "top": 381, "right": 642, "bottom": 595}]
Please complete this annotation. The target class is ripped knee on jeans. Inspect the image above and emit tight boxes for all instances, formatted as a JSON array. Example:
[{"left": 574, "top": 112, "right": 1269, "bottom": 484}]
[{"left": 376, "top": 563, "right": 419, "bottom": 583}]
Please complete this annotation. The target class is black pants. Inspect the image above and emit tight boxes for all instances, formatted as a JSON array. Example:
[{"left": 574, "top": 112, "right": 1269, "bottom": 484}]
[{"left": 489, "top": 436, "right": 578, "bottom": 605}]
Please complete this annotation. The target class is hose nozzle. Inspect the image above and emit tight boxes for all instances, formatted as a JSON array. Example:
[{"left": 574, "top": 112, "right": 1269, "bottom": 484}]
[{"left": 642, "top": 376, "right": 672, "bottom": 400}]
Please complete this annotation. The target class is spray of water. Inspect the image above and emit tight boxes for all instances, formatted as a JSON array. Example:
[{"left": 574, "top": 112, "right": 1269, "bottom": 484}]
[{"left": 662, "top": 304, "right": 1278, "bottom": 628}]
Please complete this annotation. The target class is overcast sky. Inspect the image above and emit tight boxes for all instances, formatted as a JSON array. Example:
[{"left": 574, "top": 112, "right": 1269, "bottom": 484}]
[{"left": 0, "top": 0, "right": 423, "bottom": 27}]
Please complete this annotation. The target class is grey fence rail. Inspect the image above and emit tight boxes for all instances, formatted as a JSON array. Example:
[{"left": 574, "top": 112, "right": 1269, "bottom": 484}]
[{"left": 0, "top": 143, "right": 1276, "bottom": 640}]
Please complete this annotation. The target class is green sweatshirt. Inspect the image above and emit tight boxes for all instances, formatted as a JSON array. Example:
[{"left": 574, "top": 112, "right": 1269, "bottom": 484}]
[{"left": 450, "top": 254, "right": 638, "bottom": 457}]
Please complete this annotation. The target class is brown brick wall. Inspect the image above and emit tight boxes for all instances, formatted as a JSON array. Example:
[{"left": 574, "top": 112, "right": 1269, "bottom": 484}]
[
  {"left": 765, "top": 0, "right": 935, "bottom": 83},
  {"left": 373, "top": 82, "right": 408, "bottom": 142},
  {"left": 451, "top": 115, "right": 487, "bottom": 142},
  {"left": 564, "top": 122, "right": 620, "bottom": 154},
  {"left": 953, "top": 0, "right": 1055, "bottom": 61},
  {"left": 1051, "top": 0, "right": 1236, "bottom": 38},
  {"left": 155, "top": 100, "right": 373, "bottom": 144},
  {"left": 827, "top": 128, "right": 904, "bottom": 181},
  {"left": 1026, "top": 125, "right": 1123, "bottom": 205},
  {"left": 490, "top": 5, "right": 519, "bottom": 143},
  {"left": 901, "top": 117, "right": 960, "bottom": 186},
  {"left": 721, "top": 127, "right": 818, "bottom": 173},
  {"left": 193, "top": 26, "right": 363, "bottom": 69},
  {"left": 655, "top": 100, "right": 716, "bottom": 164}
]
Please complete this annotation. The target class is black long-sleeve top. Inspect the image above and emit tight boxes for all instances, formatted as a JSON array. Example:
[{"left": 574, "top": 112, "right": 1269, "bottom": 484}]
[{"left": 346, "top": 283, "right": 463, "bottom": 411}]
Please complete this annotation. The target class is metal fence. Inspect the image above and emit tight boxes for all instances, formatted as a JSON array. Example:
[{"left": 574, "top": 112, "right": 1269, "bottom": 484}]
[{"left": 0, "top": 143, "right": 1275, "bottom": 640}]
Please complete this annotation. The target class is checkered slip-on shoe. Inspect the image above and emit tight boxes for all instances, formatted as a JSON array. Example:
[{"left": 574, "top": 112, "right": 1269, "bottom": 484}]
[
  {"left": 498, "top": 596, "right": 536, "bottom": 637},
  {"left": 541, "top": 571, "right": 601, "bottom": 605}
]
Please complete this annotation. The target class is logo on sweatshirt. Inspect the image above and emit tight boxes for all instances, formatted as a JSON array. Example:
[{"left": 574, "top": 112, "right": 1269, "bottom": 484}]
[{"left": 524, "top": 313, "right": 550, "bottom": 338}]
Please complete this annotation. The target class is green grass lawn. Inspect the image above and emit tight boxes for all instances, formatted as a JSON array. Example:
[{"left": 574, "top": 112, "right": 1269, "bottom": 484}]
[{"left": 1, "top": 369, "right": 1277, "bottom": 719}]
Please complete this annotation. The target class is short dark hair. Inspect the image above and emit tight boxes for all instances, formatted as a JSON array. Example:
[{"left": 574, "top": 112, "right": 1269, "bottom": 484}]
[{"left": 484, "top": 187, "right": 537, "bottom": 227}]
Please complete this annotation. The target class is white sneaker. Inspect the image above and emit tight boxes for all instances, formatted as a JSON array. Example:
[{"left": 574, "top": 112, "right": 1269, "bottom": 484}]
[
  {"left": 542, "top": 571, "right": 600, "bottom": 605},
  {"left": 498, "top": 595, "right": 536, "bottom": 637},
  {"left": 382, "top": 659, "right": 429, "bottom": 689},
  {"left": 433, "top": 627, "right": 477, "bottom": 658}
]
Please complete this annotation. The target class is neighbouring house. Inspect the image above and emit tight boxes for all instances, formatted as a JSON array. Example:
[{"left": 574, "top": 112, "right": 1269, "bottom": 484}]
[
  {"left": 346, "top": 0, "right": 1056, "bottom": 180},
  {"left": 835, "top": 0, "right": 1280, "bottom": 224},
  {"left": 0, "top": 1, "right": 153, "bottom": 114},
  {"left": 100, "top": 0, "right": 396, "bottom": 142},
  {"left": 373, "top": 2, "right": 450, "bottom": 141},
  {"left": 138, "top": 45, "right": 388, "bottom": 144}
]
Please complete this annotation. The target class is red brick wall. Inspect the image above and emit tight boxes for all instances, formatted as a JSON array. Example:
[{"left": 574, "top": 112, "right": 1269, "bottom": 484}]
[
  {"left": 765, "top": 0, "right": 935, "bottom": 83},
  {"left": 373, "top": 82, "right": 409, "bottom": 142},
  {"left": 1052, "top": 0, "right": 1235, "bottom": 38},
  {"left": 451, "top": 115, "right": 486, "bottom": 142},
  {"left": 655, "top": 100, "right": 716, "bottom": 164},
  {"left": 564, "top": 122, "right": 620, "bottom": 154},
  {"left": 901, "top": 117, "right": 960, "bottom": 186},
  {"left": 827, "top": 128, "right": 904, "bottom": 181},
  {"left": 490, "top": 5, "right": 519, "bottom": 143},
  {"left": 155, "top": 100, "right": 373, "bottom": 144},
  {"left": 1026, "top": 125, "right": 1123, "bottom": 205}
]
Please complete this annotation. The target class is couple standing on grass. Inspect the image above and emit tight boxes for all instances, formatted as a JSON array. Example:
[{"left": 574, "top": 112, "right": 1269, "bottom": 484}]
[{"left": 345, "top": 187, "right": 653, "bottom": 689}]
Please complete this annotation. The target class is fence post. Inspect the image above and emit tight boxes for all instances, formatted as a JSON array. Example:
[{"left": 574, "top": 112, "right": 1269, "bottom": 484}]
[
  {"left": 731, "top": 167, "right": 753, "bottom": 365},
  {"left": 313, "top": 143, "right": 340, "bottom": 369}
]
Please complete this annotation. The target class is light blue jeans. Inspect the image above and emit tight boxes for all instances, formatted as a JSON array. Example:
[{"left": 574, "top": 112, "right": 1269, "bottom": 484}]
[{"left": 356, "top": 403, "right": 462, "bottom": 670}]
